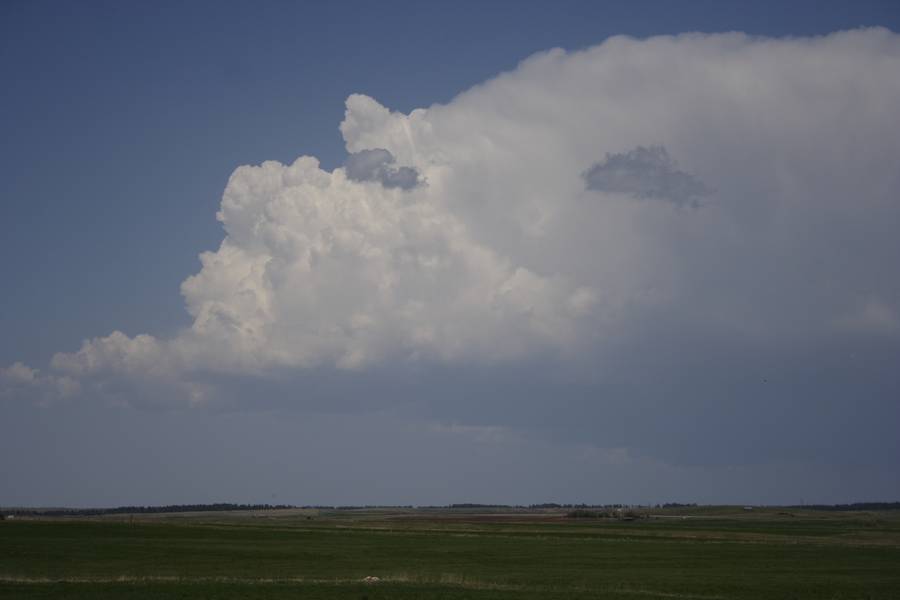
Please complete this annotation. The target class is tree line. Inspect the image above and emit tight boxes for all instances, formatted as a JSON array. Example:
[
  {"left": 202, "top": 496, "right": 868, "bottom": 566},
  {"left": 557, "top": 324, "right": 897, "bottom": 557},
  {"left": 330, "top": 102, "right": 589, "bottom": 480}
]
[{"left": 6, "top": 503, "right": 295, "bottom": 517}]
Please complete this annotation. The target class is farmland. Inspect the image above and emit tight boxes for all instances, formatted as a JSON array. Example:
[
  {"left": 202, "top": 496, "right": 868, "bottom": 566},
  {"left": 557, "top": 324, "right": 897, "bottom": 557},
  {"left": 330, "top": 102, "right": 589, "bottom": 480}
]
[{"left": 2, "top": 506, "right": 899, "bottom": 599}]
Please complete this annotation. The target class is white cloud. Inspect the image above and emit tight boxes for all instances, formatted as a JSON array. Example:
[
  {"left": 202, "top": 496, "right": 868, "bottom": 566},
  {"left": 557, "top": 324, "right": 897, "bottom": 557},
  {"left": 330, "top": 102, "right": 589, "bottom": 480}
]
[
  {"left": 7, "top": 28, "right": 900, "bottom": 406},
  {"left": 180, "top": 156, "right": 586, "bottom": 371},
  {"left": 51, "top": 331, "right": 170, "bottom": 376},
  {"left": 0, "top": 361, "right": 80, "bottom": 405}
]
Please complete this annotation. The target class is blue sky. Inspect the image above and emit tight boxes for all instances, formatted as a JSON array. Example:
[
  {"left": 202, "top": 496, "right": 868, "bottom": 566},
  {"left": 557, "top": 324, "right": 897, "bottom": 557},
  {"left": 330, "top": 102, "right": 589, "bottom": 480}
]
[{"left": 2, "top": 1, "right": 899, "bottom": 507}]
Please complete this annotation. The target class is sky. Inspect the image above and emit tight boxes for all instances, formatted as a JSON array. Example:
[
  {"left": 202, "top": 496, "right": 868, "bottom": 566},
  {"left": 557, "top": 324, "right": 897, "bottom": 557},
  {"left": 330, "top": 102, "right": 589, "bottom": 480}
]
[{"left": 1, "top": 0, "right": 899, "bottom": 508}]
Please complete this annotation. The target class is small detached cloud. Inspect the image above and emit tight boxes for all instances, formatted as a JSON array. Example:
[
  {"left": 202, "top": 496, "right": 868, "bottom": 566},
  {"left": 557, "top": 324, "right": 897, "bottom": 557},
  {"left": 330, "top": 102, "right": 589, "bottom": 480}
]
[
  {"left": 344, "top": 148, "right": 421, "bottom": 190},
  {"left": 584, "top": 146, "right": 710, "bottom": 208},
  {"left": 835, "top": 297, "right": 900, "bottom": 336}
]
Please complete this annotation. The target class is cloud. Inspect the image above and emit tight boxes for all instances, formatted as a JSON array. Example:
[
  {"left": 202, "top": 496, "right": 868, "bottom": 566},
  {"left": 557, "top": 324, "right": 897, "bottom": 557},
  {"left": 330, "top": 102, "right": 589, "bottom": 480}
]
[
  {"left": 5, "top": 28, "right": 900, "bottom": 417},
  {"left": 0, "top": 361, "right": 80, "bottom": 405},
  {"left": 835, "top": 297, "right": 900, "bottom": 336},
  {"left": 584, "top": 146, "right": 710, "bottom": 208},
  {"left": 182, "top": 155, "right": 588, "bottom": 372},
  {"left": 345, "top": 148, "right": 421, "bottom": 189}
]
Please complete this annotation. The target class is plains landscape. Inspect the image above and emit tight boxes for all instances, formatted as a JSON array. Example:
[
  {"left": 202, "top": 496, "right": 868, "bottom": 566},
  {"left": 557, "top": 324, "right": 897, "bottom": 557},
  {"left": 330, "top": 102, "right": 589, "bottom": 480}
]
[
  {"left": 2, "top": 1, "right": 899, "bottom": 598},
  {"left": 3, "top": 505, "right": 900, "bottom": 599}
]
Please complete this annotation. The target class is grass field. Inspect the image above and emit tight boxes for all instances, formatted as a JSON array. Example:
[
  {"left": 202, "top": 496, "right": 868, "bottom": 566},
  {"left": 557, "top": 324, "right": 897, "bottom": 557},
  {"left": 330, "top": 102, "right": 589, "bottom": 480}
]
[{"left": 2, "top": 507, "right": 899, "bottom": 599}]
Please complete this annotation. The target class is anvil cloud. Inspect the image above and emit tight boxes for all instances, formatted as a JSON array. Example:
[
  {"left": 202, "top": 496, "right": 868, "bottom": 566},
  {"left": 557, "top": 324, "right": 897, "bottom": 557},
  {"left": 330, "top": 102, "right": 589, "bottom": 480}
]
[{"left": 4, "top": 28, "right": 900, "bottom": 410}]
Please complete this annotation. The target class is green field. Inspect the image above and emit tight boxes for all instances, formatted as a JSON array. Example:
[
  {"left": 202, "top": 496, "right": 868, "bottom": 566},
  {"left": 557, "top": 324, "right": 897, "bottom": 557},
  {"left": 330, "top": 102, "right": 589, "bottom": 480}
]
[{"left": 2, "top": 507, "right": 899, "bottom": 599}]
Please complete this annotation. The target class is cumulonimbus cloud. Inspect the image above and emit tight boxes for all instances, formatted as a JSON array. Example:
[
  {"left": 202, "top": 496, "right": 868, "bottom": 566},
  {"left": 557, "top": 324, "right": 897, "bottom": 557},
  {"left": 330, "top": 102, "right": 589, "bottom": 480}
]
[{"left": 5, "top": 28, "right": 900, "bottom": 407}]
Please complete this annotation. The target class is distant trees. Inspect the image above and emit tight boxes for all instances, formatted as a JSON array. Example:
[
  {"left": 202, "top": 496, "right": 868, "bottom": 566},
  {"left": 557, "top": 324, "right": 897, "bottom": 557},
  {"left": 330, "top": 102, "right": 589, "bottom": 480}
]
[
  {"left": 566, "top": 509, "right": 610, "bottom": 519},
  {"left": 566, "top": 507, "right": 652, "bottom": 520},
  {"left": 566, "top": 509, "right": 643, "bottom": 519},
  {"left": 8, "top": 503, "right": 295, "bottom": 517},
  {"left": 788, "top": 502, "right": 900, "bottom": 512}
]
